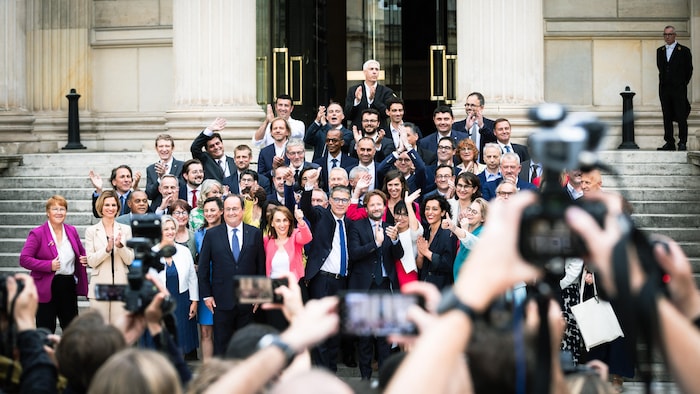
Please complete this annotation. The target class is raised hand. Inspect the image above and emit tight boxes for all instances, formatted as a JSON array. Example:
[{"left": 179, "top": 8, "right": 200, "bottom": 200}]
[
  {"left": 294, "top": 205, "right": 305, "bottom": 223},
  {"left": 354, "top": 85, "right": 363, "bottom": 102},
  {"left": 385, "top": 225, "right": 399, "bottom": 241},
  {"left": 441, "top": 213, "right": 454, "bottom": 231},
  {"left": 316, "top": 105, "right": 327, "bottom": 125},
  {"left": 404, "top": 189, "right": 421, "bottom": 206},
  {"left": 374, "top": 224, "right": 385, "bottom": 246},
  {"left": 352, "top": 125, "right": 362, "bottom": 143},
  {"left": 89, "top": 170, "right": 103, "bottom": 192},
  {"left": 208, "top": 117, "right": 227, "bottom": 131}
]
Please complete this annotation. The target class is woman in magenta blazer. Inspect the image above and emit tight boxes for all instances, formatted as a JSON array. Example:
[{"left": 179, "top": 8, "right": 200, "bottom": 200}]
[
  {"left": 264, "top": 205, "right": 312, "bottom": 281},
  {"left": 19, "top": 195, "right": 89, "bottom": 333}
]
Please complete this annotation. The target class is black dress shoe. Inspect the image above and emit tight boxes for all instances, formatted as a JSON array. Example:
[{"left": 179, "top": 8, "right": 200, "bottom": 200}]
[
  {"left": 657, "top": 143, "right": 676, "bottom": 151},
  {"left": 678, "top": 143, "right": 687, "bottom": 151}
]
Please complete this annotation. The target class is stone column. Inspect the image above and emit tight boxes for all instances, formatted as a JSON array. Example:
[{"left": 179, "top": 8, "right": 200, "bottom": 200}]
[
  {"left": 166, "top": 0, "right": 263, "bottom": 147},
  {"left": 0, "top": 0, "right": 34, "bottom": 154},
  {"left": 455, "top": 0, "right": 544, "bottom": 137}
]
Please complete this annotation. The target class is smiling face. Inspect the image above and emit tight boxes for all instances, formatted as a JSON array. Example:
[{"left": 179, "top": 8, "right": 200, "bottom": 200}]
[
  {"left": 325, "top": 129, "right": 344, "bottom": 156},
  {"left": 156, "top": 138, "right": 174, "bottom": 161},
  {"left": 184, "top": 163, "right": 204, "bottom": 188},
  {"left": 366, "top": 194, "right": 385, "bottom": 221},
  {"left": 356, "top": 139, "right": 376, "bottom": 166},
  {"left": 466, "top": 201, "right": 484, "bottom": 229},
  {"left": 386, "top": 103, "right": 404, "bottom": 125},
  {"left": 465, "top": 94, "right": 484, "bottom": 117},
  {"left": 202, "top": 200, "right": 223, "bottom": 228},
  {"left": 286, "top": 145, "right": 306, "bottom": 168},
  {"left": 271, "top": 210, "right": 291, "bottom": 238},
  {"left": 206, "top": 137, "right": 225, "bottom": 160},
  {"left": 234, "top": 148, "right": 252, "bottom": 171},
  {"left": 424, "top": 199, "right": 444, "bottom": 225},
  {"left": 101, "top": 197, "right": 119, "bottom": 219},
  {"left": 394, "top": 152, "right": 413, "bottom": 175},
  {"left": 433, "top": 111, "right": 453, "bottom": 134},
  {"left": 47, "top": 204, "right": 67, "bottom": 226},
  {"left": 223, "top": 196, "right": 243, "bottom": 228},
  {"left": 361, "top": 112, "right": 380, "bottom": 135},
  {"left": 270, "top": 119, "right": 291, "bottom": 143},
  {"left": 494, "top": 120, "right": 511, "bottom": 144},
  {"left": 161, "top": 219, "right": 177, "bottom": 245},
  {"left": 111, "top": 168, "right": 133, "bottom": 194},
  {"left": 437, "top": 141, "right": 455, "bottom": 164},
  {"left": 434, "top": 167, "right": 454, "bottom": 192},
  {"left": 455, "top": 178, "right": 475, "bottom": 201},
  {"left": 385, "top": 177, "right": 403, "bottom": 201},
  {"left": 275, "top": 98, "right": 294, "bottom": 119},
  {"left": 329, "top": 189, "right": 351, "bottom": 217},
  {"left": 128, "top": 191, "right": 149, "bottom": 214}
]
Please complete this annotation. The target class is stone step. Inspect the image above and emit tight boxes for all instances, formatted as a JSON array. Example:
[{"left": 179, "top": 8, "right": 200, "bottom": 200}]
[
  {"left": 0, "top": 188, "right": 96, "bottom": 201},
  {"left": 2, "top": 212, "right": 97, "bottom": 226},
  {"left": 0, "top": 177, "right": 96, "bottom": 189},
  {"left": 597, "top": 150, "right": 691, "bottom": 163},
  {"left": 600, "top": 175, "right": 700, "bottom": 188},
  {"left": 639, "top": 227, "right": 700, "bottom": 242},
  {"left": 631, "top": 214, "right": 700, "bottom": 228},
  {"left": 608, "top": 188, "right": 700, "bottom": 201},
  {"left": 601, "top": 162, "right": 700, "bottom": 175},
  {"left": 630, "top": 201, "right": 700, "bottom": 215},
  {"left": 0, "top": 200, "right": 93, "bottom": 212}
]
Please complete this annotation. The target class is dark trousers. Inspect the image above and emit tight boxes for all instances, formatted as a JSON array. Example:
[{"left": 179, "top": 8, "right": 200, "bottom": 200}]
[
  {"left": 660, "top": 89, "right": 689, "bottom": 144},
  {"left": 307, "top": 273, "right": 347, "bottom": 372},
  {"left": 358, "top": 277, "right": 392, "bottom": 379},
  {"left": 36, "top": 275, "right": 78, "bottom": 333},
  {"left": 212, "top": 304, "right": 253, "bottom": 356}
]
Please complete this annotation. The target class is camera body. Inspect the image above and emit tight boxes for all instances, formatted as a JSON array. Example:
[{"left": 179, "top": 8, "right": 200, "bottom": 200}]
[
  {"left": 126, "top": 214, "right": 174, "bottom": 314},
  {"left": 518, "top": 104, "right": 607, "bottom": 272}
]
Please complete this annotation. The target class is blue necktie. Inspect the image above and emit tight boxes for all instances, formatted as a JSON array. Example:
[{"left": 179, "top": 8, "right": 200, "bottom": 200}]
[
  {"left": 374, "top": 223, "right": 384, "bottom": 285},
  {"left": 331, "top": 158, "right": 338, "bottom": 168},
  {"left": 337, "top": 220, "right": 347, "bottom": 276},
  {"left": 231, "top": 228, "right": 240, "bottom": 261},
  {"left": 505, "top": 145, "right": 511, "bottom": 153},
  {"left": 120, "top": 195, "right": 126, "bottom": 215}
]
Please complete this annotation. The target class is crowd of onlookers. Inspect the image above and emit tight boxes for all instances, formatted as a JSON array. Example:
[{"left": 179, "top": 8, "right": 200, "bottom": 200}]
[{"left": 7, "top": 59, "right": 700, "bottom": 393}]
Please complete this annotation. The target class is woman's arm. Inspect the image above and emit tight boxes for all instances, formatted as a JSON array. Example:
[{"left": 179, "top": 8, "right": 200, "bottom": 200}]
[{"left": 19, "top": 228, "right": 53, "bottom": 272}]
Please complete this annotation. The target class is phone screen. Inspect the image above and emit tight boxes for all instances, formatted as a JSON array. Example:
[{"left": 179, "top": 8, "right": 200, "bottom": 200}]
[
  {"left": 234, "top": 276, "right": 288, "bottom": 304},
  {"left": 93, "top": 284, "right": 127, "bottom": 301},
  {"left": 339, "top": 291, "right": 423, "bottom": 337}
]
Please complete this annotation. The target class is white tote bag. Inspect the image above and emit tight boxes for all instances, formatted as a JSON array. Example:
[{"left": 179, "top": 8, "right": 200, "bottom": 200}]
[{"left": 570, "top": 273, "right": 624, "bottom": 351}]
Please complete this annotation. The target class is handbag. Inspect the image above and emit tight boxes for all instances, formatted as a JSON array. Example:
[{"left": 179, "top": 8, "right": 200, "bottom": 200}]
[{"left": 570, "top": 272, "right": 624, "bottom": 351}]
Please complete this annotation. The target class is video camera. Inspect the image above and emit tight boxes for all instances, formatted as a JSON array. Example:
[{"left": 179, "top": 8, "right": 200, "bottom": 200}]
[
  {"left": 126, "top": 214, "right": 175, "bottom": 314},
  {"left": 518, "top": 104, "right": 608, "bottom": 273}
]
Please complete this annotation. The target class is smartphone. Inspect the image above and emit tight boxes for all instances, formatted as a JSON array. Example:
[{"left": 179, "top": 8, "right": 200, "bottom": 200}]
[
  {"left": 338, "top": 291, "right": 424, "bottom": 337},
  {"left": 93, "top": 284, "right": 127, "bottom": 301},
  {"left": 234, "top": 276, "right": 288, "bottom": 304}
]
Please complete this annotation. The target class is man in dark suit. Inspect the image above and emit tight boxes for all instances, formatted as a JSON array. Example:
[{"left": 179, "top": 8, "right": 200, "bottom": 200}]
[
  {"left": 493, "top": 118, "right": 530, "bottom": 163},
  {"left": 313, "top": 128, "right": 358, "bottom": 192},
  {"left": 150, "top": 174, "right": 181, "bottom": 214},
  {"left": 518, "top": 159, "right": 543, "bottom": 188},
  {"left": 198, "top": 194, "right": 265, "bottom": 356},
  {"left": 116, "top": 190, "right": 150, "bottom": 225},
  {"left": 482, "top": 153, "right": 538, "bottom": 200},
  {"left": 344, "top": 59, "right": 395, "bottom": 129},
  {"left": 285, "top": 139, "right": 320, "bottom": 189},
  {"left": 222, "top": 145, "right": 271, "bottom": 195},
  {"left": 657, "top": 25, "right": 693, "bottom": 151},
  {"left": 89, "top": 165, "right": 133, "bottom": 218},
  {"left": 452, "top": 92, "right": 497, "bottom": 163},
  {"left": 348, "top": 108, "right": 396, "bottom": 163},
  {"left": 145, "top": 134, "right": 184, "bottom": 202},
  {"left": 190, "top": 117, "right": 237, "bottom": 182},
  {"left": 300, "top": 169, "right": 354, "bottom": 372},
  {"left": 305, "top": 102, "right": 354, "bottom": 161},
  {"left": 348, "top": 190, "right": 403, "bottom": 379},
  {"left": 418, "top": 105, "right": 469, "bottom": 154}
]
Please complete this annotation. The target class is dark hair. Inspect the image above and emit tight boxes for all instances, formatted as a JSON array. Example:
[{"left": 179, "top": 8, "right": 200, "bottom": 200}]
[
  {"left": 109, "top": 165, "right": 133, "bottom": 183},
  {"left": 467, "top": 91, "right": 485, "bottom": 106},
  {"left": 422, "top": 194, "right": 451, "bottom": 220},
  {"left": 275, "top": 94, "right": 294, "bottom": 104},
  {"left": 207, "top": 132, "right": 223, "bottom": 144},
  {"left": 432, "top": 105, "right": 453, "bottom": 118},
  {"left": 494, "top": 118, "right": 511, "bottom": 129},
  {"left": 382, "top": 170, "right": 408, "bottom": 200},
  {"left": 393, "top": 200, "right": 408, "bottom": 216},
  {"left": 183, "top": 159, "right": 203, "bottom": 174},
  {"left": 363, "top": 189, "right": 388, "bottom": 207},
  {"left": 385, "top": 96, "right": 404, "bottom": 108},
  {"left": 202, "top": 196, "right": 223, "bottom": 210},
  {"left": 456, "top": 172, "right": 482, "bottom": 201},
  {"left": 225, "top": 323, "right": 280, "bottom": 359},
  {"left": 361, "top": 108, "right": 381, "bottom": 119},
  {"left": 434, "top": 163, "right": 454, "bottom": 177},
  {"left": 240, "top": 169, "right": 259, "bottom": 182},
  {"left": 266, "top": 206, "right": 294, "bottom": 238},
  {"left": 438, "top": 136, "right": 456, "bottom": 149},
  {"left": 298, "top": 167, "right": 317, "bottom": 188}
]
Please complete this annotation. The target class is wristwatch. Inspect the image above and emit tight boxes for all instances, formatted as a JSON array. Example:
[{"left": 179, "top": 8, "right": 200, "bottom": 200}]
[
  {"left": 256, "top": 334, "right": 297, "bottom": 367},
  {"left": 437, "top": 287, "right": 479, "bottom": 322}
]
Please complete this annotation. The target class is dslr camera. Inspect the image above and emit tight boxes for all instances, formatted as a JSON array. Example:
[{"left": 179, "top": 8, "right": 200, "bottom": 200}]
[
  {"left": 518, "top": 104, "right": 607, "bottom": 273},
  {"left": 126, "top": 214, "right": 175, "bottom": 314}
]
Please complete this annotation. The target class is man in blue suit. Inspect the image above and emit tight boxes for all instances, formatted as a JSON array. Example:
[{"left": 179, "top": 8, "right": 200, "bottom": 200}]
[
  {"left": 482, "top": 152, "right": 538, "bottom": 200},
  {"left": 305, "top": 102, "right": 354, "bottom": 160},
  {"left": 198, "top": 194, "right": 265, "bottom": 355},
  {"left": 145, "top": 134, "right": 184, "bottom": 202},
  {"left": 418, "top": 105, "right": 469, "bottom": 154}
]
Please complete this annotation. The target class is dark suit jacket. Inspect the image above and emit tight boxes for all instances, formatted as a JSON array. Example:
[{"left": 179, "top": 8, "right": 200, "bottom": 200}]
[
  {"left": 453, "top": 117, "right": 497, "bottom": 164},
  {"left": 348, "top": 135, "right": 396, "bottom": 163},
  {"left": 510, "top": 143, "right": 530, "bottom": 163},
  {"left": 304, "top": 122, "right": 354, "bottom": 161},
  {"left": 417, "top": 130, "right": 470, "bottom": 154},
  {"left": 418, "top": 227, "right": 456, "bottom": 290},
  {"left": 348, "top": 219, "right": 403, "bottom": 291},
  {"left": 344, "top": 83, "right": 395, "bottom": 128},
  {"left": 518, "top": 160, "right": 543, "bottom": 184},
  {"left": 376, "top": 149, "right": 426, "bottom": 195},
  {"left": 197, "top": 223, "right": 265, "bottom": 310},
  {"left": 256, "top": 143, "right": 290, "bottom": 179},
  {"left": 145, "top": 159, "right": 184, "bottom": 201},
  {"left": 222, "top": 168, "right": 272, "bottom": 195},
  {"left": 482, "top": 178, "right": 538, "bottom": 201},
  {"left": 416, "top": 146, "right": 437, "bottom": 166},
  {"left": 190, "top": 131, "right": 236, "bottom": 183},
  {"left": 300, "top": 189, "right": 354, "bottom": 280},
  {"left": 657, "top": 43, "right": 693, "bottom": 120},
  {"left": 149, "top": 188, "right": 188, "bottom": 213},
  {"left": 313, "top": 154, "right": 358, "bottom": 192}
]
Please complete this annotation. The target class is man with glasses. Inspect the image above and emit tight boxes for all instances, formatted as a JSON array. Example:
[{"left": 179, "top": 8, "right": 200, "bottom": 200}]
[
  {"left": 300, "top": 169, "right": 354, "bottom": 372},
  {"left": 285, "top": 139, "right": 319, "bottom": 188},
  {"left": 453, "top": 92, "right": 496, "bottom": 162},
  {"left": 418, "top": 105, "right": 468, "bottom": 155},
  {"left": 482, "top": 152, "right": 537, "bottom": 201},
  {"left": 657, "top": 25, "right": 693, "bottom": 151},
  {"left": 494, "top": 180, "right": 517, "bottom": 201},
  {"left": 305, "top": 102, "right": 354, "bottom": 161},
  {"left": 313, "top": 128, "right": 358, "bottom": 193},
  {"left": 424, "top": 164, "right": 456, "bottom": 200},
  {"left": 425, "top": 137, "right": 458, "bottom": 194}
]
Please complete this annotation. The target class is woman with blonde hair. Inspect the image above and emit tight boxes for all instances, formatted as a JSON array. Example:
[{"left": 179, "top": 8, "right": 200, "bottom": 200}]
[
  {"left": 85, "top": 190, "right": 134, "bottom": 323},
  {"left": 189, "top": 179, "right": 224, "bottom": 230},
  {"left": 88, "top": 349, "right": 182, "bottom": 394}
]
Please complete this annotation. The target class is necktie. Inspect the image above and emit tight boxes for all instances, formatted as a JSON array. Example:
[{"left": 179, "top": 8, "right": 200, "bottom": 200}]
[
  {"left": 191, "top": 190, "right": 198, "bottom": 208},
  {"left": 120, "top": 195, "right": 126, "bottom": 215},
  {"left": 337, "top": 220, "right": 347, "bottom": 276},
  {"left": 374, "top": 223, "right": 384, "bottom": 285},
  {"left": 295, "top": 169, "right": 300, "bottom": 182},
  {"left": 217, "top": 159, "right": 225, "bottom": 174},
  {"left": 505, "top": 145, "right": 511, "bottom": 153},
  {"left": 530, "top": 164, "right": 539, "bottom": 183},
  {"left": 331, "top": 158, "right": 338, "bottom": 168},
  {"left": 470, "top": 123, "right": 478, "bottom": 143},
  {"left": 231, "top": 228, "right": 240, "bottom": 261}
]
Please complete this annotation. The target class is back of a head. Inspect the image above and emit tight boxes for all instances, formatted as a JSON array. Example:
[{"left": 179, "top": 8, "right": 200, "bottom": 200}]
[
  {"left": 186, "top": 358, "right": 241, "bottom": 394},
  {"left": 566, "top": 372, "right": 615, "bottom": 394},
  {"left": 269, "top": 368, "right": 354, "bottom": 394},
  {"left": 56, "top": 311, "right": 126, "bottom": 392},
  {"left": 88, "top": 348, "right": 182, "bottom": 394},
  {"left": 225, "top": 323, "right": 280, "bottom": 359}
]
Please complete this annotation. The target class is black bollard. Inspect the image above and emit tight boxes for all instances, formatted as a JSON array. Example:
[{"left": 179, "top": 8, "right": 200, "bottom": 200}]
[
  {"left": 63, "top": 88, "right": 86, "bottom": 150},
  {"left": 618, "top": 86, "right": 639, "bottom": 150}
]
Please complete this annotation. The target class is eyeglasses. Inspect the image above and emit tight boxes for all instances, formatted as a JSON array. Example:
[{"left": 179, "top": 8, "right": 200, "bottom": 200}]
[
  {"left": 331, "top": 197, "right": 350, "bottom": 204},
  {"left": 396, "top": 158, "right": 412, "bottom": 163},
  {"left": 172, "top": 211, "right": 188, "bottom": 217},
  {"left": 50, "top": 207, "right": 67, "bottom": 213},
  {"left": 663, "top": 33, "right": 676, "bottom": 36},
  {"left": 394, "top": 212, "right": 409, "bottom": 218},
  {"left": 437, "top": 145, "right": 454, "bottom": 151},
  {"left": 465, "top": 208, "right": 480, "bottom": 215},
  {"left": 435, "top": 174, "right": 452, "bottom": 180},
  {"left": 456, "top": 183, "right": 473, "bottom": 189}
]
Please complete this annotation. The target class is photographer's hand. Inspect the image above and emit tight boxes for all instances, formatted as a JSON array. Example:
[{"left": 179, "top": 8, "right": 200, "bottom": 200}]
[
  {"left": 7, "top": 273, "right": 38, "bottom": 332},
  {"left": 651, "top": 235, "right": 700, "bottom": 320},
  {"left": 262, "top": 272, "right": 304, "bottom": 323},
  {"left": 144, "top": 273, "right": 170, "bottom": 336}
]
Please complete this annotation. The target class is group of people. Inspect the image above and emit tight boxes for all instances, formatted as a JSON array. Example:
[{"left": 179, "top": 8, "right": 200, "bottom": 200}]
[{"left": 11, "top": 43, "right": 695, "bottom": 393}]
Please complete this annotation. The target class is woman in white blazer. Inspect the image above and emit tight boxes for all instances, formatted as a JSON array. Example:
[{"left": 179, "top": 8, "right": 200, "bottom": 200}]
[
  {"left": 85, "top": 190, "right": 134, "bottom": 323},
  {"left": 155, "top": 215, "right": 199, "bottom": 356}
]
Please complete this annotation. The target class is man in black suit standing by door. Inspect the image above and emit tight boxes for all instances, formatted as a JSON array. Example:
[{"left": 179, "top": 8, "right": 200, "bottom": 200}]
[
  {"left": 198, "top": 194, "right": 265, "bottom": 355},
  {"left": 344, "top": 60, "right": 395, "bottom": 130},
  {"left": 657, "top": 25, "right": 693, "bottom": 151}
]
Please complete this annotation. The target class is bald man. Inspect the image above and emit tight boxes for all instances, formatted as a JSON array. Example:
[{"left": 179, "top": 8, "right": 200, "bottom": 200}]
[{"left": 580, "top": 169, "right": 602, "bottom": 194}]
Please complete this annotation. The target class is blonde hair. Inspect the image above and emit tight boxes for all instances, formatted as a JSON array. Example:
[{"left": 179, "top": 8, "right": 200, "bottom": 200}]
[{"left": 88, "top": 349, "right": 182, "bottom": 394}]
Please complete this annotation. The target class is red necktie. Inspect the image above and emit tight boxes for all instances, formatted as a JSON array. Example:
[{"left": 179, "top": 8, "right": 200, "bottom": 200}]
[{"left": 191, "top": 190, "right": 197, "bottom": 208}]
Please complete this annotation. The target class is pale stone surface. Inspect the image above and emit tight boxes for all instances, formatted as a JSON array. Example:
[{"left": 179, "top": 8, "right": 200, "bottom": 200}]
[
  {"left": 593, "top": 40, "right": 643, "bottom": 106},
  {"left": 92, "top": 48, "right": 139, "bottom": 112},
  {"left": 94, "top": 0, "right": 162, "bottom": 27},
  {"left": 619, "top": 0, "right": 688, "bottom": 18},
  {"left": 544, "top": 40, "right": 592, "bottom": 105},
  {"left": 0, "top": 0, "right": 27, "bottom": 110},
  {"left": 544, "top": 0, "right": 617, "bottom": 18},
  {"left": 138, "top": 47, "right": 173, "bottom": 112}
]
